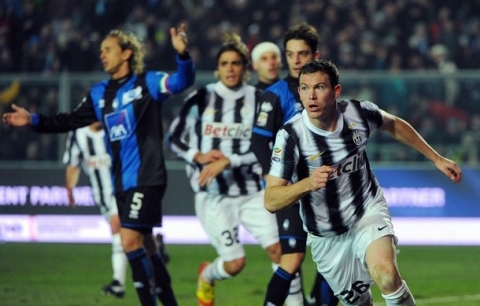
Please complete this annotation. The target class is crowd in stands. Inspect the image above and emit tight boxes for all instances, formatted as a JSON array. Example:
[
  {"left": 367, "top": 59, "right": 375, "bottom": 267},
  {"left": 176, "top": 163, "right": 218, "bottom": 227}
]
[{"left": 0, "top": 0, "right": 479, "bottom": 164}]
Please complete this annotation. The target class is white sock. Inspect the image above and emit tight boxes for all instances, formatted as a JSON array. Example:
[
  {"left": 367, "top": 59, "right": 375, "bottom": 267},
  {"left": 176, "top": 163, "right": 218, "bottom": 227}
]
[
  {"left": 285, "top": 271, "right": 304, "bottom": 306},
  {"left": 202, "top": 257, "right": 232, "bottom": 283},
  {"left": 111, "top": 233, "right": 128, "bottom": 286},
  {"left": 382, "top": 280, "right": 416, "bottom": 306}
]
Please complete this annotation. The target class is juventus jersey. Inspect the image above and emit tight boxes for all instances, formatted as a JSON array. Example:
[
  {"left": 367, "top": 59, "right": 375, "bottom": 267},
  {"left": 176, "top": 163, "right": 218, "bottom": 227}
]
[
  {"left": 63, "top": 126, "right": 114, "bottom": 212},
  {"left": 168, "top": 81, "right": 263, "bottom": 196},
  {"left": 269, "top": 99, "right": 386, "bottom": 237}
]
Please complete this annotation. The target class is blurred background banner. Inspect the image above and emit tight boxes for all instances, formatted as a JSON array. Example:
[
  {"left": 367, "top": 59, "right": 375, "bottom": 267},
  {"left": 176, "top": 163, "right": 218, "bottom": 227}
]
[
  {"left": 1, "top": 165, "right": 478, "bottom": 217},
  {"left": 1, "top": 165, "right": 479, "bottom": 246}
]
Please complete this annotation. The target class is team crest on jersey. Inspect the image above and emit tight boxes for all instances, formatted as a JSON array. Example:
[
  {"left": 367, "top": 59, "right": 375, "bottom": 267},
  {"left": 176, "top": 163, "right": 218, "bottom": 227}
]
[
  {"left": 105, "top": 109, "right": 132, "bottom": 141},
  {"left": 352, "top": 130, "right": 362, "bottom": 145},
  {"left": 122, "top": 86, "right": 143, "bottom": 106}
]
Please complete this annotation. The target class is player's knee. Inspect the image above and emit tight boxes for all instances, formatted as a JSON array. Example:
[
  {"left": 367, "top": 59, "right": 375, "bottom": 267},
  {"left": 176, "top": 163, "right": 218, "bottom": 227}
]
[
  {"left": 371, "top": 265, "right": 402, "bottom": 293},
  {"left": 266, "top": 242, "right": 282, "bottom": 263},
  {"left": 120, "top": 229, "right": 144, "bottom": 252},
  {"left": 279, "top": 252, "right": 305, "bottom": 273},
  {"left": 224, "top": 257, "right": 246, "bottom": 276}
]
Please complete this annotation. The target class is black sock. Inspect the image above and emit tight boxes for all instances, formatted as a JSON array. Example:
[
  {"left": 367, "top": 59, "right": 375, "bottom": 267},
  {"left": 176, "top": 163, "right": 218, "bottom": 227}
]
[
  {"left": 127, "top": 248, "right": 156, "bottom": 306},
  {"left": 264, "top": 267, "right": 294, "bottom": 306},
  {"left": 311, "top": 272, "right": 339, "bottom": 306},
  {"left": 151, "top": 253, "right": 178, "bottom": 306}
]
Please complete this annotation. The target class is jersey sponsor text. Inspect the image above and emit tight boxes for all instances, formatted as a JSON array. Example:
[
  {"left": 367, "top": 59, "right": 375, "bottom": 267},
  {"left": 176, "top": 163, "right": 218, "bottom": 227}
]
[{"left": 202, "top": 122, "right": 252, "bottom": 139}]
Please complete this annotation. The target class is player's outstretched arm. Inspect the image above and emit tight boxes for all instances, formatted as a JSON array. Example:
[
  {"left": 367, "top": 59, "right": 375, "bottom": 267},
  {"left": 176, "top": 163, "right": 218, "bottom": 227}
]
[
  {"left": 2, "top": 103, "right": 31, "bottom": 127},
  {"left": 380, "top": 110, "right": 462, "bottom": 183}
]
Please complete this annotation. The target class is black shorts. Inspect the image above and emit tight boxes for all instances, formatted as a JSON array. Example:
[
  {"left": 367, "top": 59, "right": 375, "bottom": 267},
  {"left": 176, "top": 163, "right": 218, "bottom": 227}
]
[
  {"left": 276, "top": 203, "right": 307, "bottom": 254},
  {"left": 116, "top": 185, "right": 166, "bottom": 232}
]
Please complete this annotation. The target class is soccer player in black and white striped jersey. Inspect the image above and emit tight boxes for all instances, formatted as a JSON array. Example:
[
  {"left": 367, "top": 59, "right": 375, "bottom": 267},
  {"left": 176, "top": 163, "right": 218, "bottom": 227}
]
[
  {"left": 265, "top": 59, "right": 462, "bottom": 306},
  {"left": 168, "top": 34, "right": 281, "bottom": 306},
  {"left": 63, "top": 122, "right": 128, "bottom": 298}
]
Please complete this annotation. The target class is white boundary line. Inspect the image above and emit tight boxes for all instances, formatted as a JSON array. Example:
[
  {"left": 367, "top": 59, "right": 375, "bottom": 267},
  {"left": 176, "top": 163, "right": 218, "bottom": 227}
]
[{"left": 374, "top": 294, "right": 480, "bottom": 305}]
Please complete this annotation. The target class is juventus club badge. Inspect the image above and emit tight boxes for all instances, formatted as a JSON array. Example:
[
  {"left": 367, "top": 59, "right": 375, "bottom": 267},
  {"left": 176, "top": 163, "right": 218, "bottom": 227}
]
[{"left": 352, "top": 130, "right": 362, "bottom": 145}]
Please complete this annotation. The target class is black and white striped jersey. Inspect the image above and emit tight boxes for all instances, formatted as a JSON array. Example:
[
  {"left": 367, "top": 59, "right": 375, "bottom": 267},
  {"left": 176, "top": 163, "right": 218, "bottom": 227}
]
[
  {"left": 269, "top": 99, "right": 386, "bottom": 237},
  {"left": 63, "top": 126, "right": 114, "bottom": 212},
  {"left": 168, "top": 81, "right": 263, "bottom": 196}
]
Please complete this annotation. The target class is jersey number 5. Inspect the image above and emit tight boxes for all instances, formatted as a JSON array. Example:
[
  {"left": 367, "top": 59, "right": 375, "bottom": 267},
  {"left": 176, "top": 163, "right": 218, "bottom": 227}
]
[{"left": 129, "top": 192, "right": 144, "bottom": 219}]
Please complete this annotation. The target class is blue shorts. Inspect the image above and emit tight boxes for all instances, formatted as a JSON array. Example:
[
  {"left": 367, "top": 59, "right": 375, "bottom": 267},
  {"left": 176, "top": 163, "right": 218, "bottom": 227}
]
[{"left": 276, "top": 203, "right": 307, "bottom": 254}]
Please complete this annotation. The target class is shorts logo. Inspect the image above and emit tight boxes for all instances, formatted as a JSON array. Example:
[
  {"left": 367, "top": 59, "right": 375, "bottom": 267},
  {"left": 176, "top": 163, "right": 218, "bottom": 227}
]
[
  {"left": 288, "top": 237, "right": 297, "bottom": 248},
  {"left": 105, "top": 109, "right": 132, "bottom": 141}
]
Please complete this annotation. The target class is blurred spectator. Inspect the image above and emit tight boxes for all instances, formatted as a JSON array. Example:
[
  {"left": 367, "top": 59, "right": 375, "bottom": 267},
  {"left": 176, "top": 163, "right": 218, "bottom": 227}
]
[
  {"left": 430, "top": 43, "right": 459, "bottom": 106},
  {"left": 1, "top": 0, "right": 480, "bottom": 162}
]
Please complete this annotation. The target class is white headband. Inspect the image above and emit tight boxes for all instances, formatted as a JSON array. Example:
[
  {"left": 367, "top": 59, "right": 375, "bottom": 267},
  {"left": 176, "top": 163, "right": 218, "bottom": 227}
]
[{"left": 251, "top": 42, "right": 281, "bottom": 63}]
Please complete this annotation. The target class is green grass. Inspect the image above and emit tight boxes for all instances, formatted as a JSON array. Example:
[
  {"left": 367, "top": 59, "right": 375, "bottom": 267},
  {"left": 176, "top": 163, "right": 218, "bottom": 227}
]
[{"left": 0, "top": 243, "right": 479, "bottom": 305}]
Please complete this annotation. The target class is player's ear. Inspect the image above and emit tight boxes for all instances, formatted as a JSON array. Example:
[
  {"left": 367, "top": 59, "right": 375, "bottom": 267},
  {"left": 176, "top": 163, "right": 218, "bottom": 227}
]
[
  {"left": 334, "top": 84, "right": 342, "bottom": 99},
  {"left": 122, "top": 48, "right": 133, "bottom": 61}
]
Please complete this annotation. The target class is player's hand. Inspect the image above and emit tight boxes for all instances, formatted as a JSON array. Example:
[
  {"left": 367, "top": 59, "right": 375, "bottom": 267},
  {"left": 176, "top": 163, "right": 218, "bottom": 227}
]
[
  {"left": 2, "top": 103, "right": 31, "bottom": 127},
  {"left": 195, "top": 150, "right": 225, "bottom": 165},
  {"left": 198, "top": 157, "right": 230, "bottom": 187},
  {"left": 435, "top": 157, "right": 462, "bottom": 183},
  {"left": 170, "top": 23, "right": 189, "bottom": 55},
  {"left": 308, "top": 166, "right": 334, "bottom": 191}
]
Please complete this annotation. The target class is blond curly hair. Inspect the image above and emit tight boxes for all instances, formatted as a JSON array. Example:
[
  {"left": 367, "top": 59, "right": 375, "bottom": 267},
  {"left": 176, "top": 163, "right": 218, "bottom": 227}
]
[{"left": 106, "top": 29, "right": 146, "bottom": 75}]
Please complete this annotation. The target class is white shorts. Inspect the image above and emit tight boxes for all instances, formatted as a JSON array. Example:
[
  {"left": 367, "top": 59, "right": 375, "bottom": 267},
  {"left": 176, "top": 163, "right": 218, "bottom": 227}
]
[
  {"left": 307, "top": 204, "right": 397, "bottom": 306},
  {"left": 195, "top": 190, "right": 279, "bottom": 261}
]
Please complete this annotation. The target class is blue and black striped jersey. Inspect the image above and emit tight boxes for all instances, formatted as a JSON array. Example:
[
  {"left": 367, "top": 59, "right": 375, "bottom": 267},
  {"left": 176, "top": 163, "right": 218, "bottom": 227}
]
[{"left": 31, "top": 56, "right": 195, "bottom": 194}]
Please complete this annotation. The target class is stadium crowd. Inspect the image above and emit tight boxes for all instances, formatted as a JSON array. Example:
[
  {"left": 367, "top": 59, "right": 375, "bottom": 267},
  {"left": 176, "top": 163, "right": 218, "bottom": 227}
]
[{"left": 0, "top": 0, "right": 479, "bottom": 164}]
